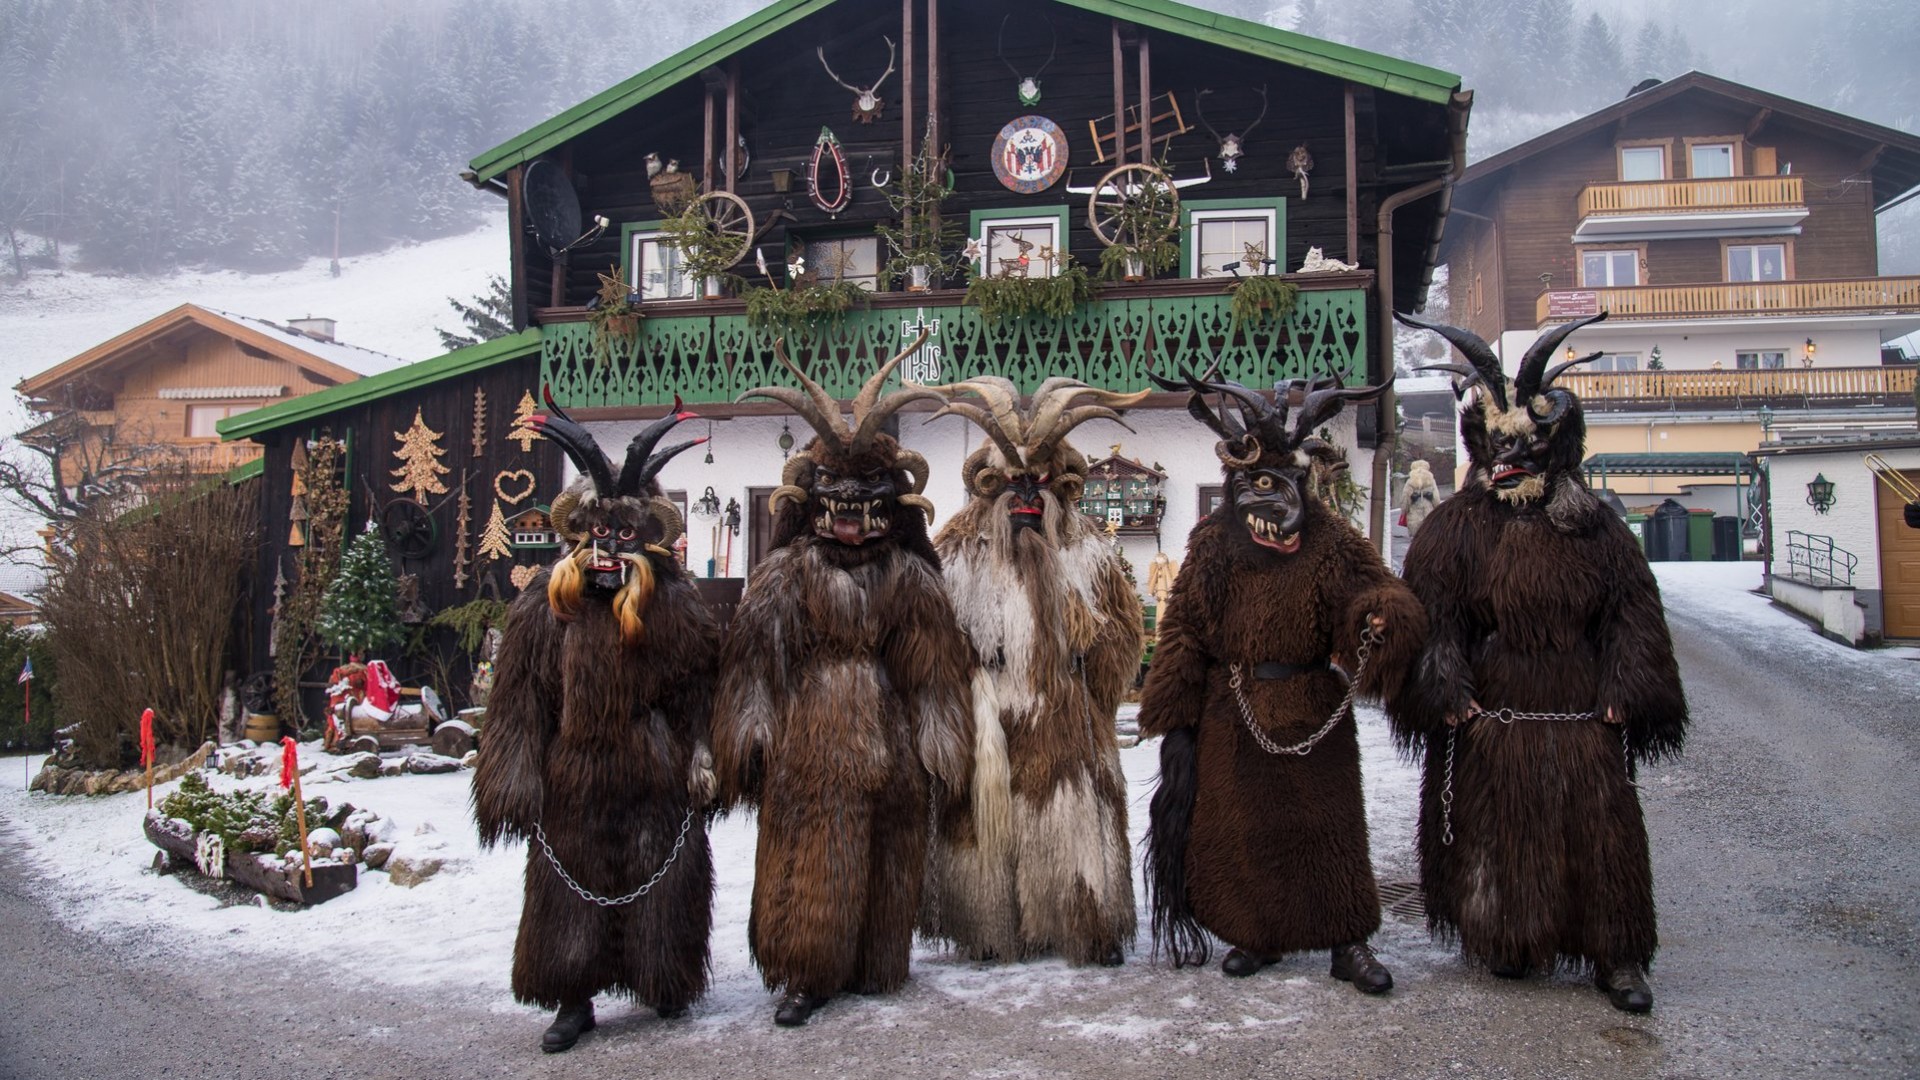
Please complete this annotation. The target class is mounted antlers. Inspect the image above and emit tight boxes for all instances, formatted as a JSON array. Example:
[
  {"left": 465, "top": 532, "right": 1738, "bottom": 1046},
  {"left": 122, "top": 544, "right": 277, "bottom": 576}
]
[
  {"left": 818, "top": 36, "right": 896, "bottom": 124},
  {"left": 997, "top": 13, "right": 1057, "bottom": 105},
  {"left": 1195, "top": 85, "right": 1268, "bottom": 173}
]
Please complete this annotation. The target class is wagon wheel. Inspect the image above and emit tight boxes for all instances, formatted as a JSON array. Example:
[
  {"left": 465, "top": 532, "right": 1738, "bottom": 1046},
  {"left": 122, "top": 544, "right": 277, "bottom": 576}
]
[
  {"left": 1087, "top": 162, "right": 1180, "bottom": 249},
  {"left": 690, "top": 190, "right": 756, "bottom": 270},
  {"left": 379, "top": 499, "right": 437, "bottom": 561}
]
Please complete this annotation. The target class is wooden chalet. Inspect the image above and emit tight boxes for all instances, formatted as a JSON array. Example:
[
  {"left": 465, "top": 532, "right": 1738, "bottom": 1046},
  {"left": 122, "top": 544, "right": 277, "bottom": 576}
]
[
  {"left": 16, "top": 305, "right": 398, "bottom": 485},
  {"left": 459, "top": 0, "right": 1470, "bottom": 564}
]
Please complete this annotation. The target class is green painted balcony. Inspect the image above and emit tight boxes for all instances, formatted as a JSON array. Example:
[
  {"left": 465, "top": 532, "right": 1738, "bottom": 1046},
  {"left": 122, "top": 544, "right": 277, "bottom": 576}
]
[{"left": 535, "top": 274, "right": 1373, "bottom": 411}]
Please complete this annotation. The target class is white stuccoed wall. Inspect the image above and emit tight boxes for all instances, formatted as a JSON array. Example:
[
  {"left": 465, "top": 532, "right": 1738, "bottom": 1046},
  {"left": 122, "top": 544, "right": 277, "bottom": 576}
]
[
  {"left": 583, "top": 403, "right": 1372, "bottom": 602},
  {"left": 1763, "top": 443, "right": 1920, "bottom": 635}
]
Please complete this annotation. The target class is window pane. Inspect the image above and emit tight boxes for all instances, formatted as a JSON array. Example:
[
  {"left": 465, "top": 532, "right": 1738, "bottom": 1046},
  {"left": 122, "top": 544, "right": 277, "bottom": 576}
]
[
  {"left": 1691, "top": 144, "right": 1734, "bottom": 178},
  {"left": 1582, "top": 252, "right": 1607, "bottom": 286},
  {"left": 637, "top": 237, "right": 693, "bottom": 300},
  {"left": 1728, "top": 244, "right": 1786, "bottom": 283},
  {"left": 187, "top": 406, "right": 224, "bottom": 438},
  {"left": 1609, "top": 250, "right": 1638, "bottom": 285},
  {"left": 1620, "top": 146, "right": 1664, "bottom": 181},
  {"left": 1736, "top": 352, "right": 1758, "bottom": 370},
  {"left": 805, "top": 237, "right": 880, "bottom": 291},
  {"left": 984, "top": 224, "right": 1057, "bottom": 279},
  {"left": 1195, "top": 215, "right": 1271, "bottom": 279},
  {"left": 1583, "top": 250, "right": 1637, "bottom": 287}
]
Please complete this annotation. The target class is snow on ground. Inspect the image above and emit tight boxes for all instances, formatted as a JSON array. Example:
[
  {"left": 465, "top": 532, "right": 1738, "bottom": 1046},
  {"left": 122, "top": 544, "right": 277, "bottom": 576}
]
[
  {"left": 0, "top": 214, "right": 507, "bottom": 432},
  {"left": 1651, "top": 560, "right": 1920, "bottom": 670}
]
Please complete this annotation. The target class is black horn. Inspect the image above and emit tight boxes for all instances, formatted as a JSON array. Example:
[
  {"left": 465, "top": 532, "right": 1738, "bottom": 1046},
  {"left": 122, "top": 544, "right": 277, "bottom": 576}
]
[
  {"left": 1395, "top": 311, "right": 1508, "bottom": 411},
  {"left": 1515, "top": 312, "right": 1607, "bottom": 405},
  {"left": 617, "top": 396, "right": 696, "bottom": 496}
]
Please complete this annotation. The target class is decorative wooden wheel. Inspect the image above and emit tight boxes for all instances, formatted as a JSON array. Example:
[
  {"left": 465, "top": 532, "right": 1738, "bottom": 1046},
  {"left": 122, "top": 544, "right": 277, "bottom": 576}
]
[
  {"left": 691, "top": 190, "right": 756, "bottom": 269},
  {"left": 1087, "top": 163, "right": 1180, "bottom": 249}
]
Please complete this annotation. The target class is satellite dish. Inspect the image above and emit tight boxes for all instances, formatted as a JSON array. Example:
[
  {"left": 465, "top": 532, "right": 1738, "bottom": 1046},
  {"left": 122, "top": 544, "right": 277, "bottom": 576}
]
[{"left": 524, "top": 159, "right": 584, "bottom": 257}]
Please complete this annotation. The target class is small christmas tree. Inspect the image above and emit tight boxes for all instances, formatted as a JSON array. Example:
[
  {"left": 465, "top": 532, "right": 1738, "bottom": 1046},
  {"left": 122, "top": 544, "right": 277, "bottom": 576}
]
[
  {"left": 508, "top": 391, "right": 544, "bottom": 452},
  {"left": 391, "top": 408, "right": 450, "bottom": 503},
  {"left": 478, "top": 499, "right": 513, "bottom": 562},
  {"left": 315, "top": 522, "right": 406, "bottom": 658}
]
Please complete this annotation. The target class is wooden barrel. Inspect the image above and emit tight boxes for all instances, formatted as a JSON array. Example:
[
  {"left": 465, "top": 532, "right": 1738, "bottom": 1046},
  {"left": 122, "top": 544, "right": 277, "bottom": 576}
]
[{"left": 244, "top": 713, "right": 280, "bottom": 742}]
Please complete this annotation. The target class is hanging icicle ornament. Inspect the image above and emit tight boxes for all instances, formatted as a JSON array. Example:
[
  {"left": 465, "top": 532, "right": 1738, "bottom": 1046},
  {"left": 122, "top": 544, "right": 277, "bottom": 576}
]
[
  {"left": 997, "top": 13, "right": 1057, "bottom": 106},
  {"left": 809, "top": 128, "right": 853, "bottom": 215}
]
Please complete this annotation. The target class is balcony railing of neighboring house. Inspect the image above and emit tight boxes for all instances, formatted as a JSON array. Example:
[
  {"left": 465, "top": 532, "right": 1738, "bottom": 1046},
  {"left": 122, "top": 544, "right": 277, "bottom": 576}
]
[
  {"left": 173, "top": 441, "right": 264, "bottom": 473},
  {"left": 1577, "top": 176, "right": 1805, "bottom": 218},
  {"left": 1784, "top": 529, "right": 1856, "bottom": 586},
  {"left": 1537, "top": 276, "right": 1920, "bottom": 326},
  {"left": 536, "top": 275, "right": 1374, "bottom": 410},
  {"left": 1561, "top": 365, "right": 1919, "bottom": 411}
]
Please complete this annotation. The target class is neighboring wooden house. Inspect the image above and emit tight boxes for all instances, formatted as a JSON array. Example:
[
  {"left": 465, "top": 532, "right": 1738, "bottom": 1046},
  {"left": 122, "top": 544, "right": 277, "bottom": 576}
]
[
  {"left": 1440, "top": 72, "right": 1920, "bottom": 510},
  {"left": 15, "top": 305, "right": 401, "bottom": 486},
  {"left": 457, "top": 0, "right": 1471, "bottom": 578},
  {"left": 215, "top": 331, "right": 564, "bottom": 712}
]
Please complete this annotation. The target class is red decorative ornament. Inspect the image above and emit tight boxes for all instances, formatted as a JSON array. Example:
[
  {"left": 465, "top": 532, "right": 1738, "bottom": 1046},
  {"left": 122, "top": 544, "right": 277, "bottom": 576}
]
[
  {"left": 808, "top": 127, "right": 852, "bottom": 215},
  {"left": 280, "top": 736, "right": 299, "bottom": 790}
]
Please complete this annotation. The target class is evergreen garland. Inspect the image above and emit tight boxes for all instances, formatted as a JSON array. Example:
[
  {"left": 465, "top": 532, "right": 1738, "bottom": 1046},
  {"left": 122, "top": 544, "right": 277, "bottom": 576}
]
[{"left": 315, "top": 521, "right": 406, "bottom": 658}]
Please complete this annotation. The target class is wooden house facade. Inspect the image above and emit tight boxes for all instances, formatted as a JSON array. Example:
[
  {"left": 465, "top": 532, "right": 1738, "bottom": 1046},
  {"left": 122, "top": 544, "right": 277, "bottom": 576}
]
[{"left": 460, "top": 0, "right": 1470, "bottom": 569}]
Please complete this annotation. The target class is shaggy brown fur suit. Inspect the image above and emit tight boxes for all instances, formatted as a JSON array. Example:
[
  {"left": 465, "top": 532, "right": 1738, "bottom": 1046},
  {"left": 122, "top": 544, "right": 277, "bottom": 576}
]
[
  {"left": 925, "top": 496, "right": 1142, "bottom": 964},
  {"left": 1141, "top": 496, "right": 1424, "bottom": 960},
  {"left": 1392, "top": 482, "right": 1688, "bottom": 975},
  {"left": 473, "top": 568, "right": 720, "bottom": 1011},
  {"left": 712, "top": 433, "right": 973, "bottom": 1000}
]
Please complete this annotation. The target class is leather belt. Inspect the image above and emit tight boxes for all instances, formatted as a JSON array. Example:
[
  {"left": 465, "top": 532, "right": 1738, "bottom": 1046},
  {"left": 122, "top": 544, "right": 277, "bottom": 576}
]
[{"left": 1249, "top": 660, "right": 1331, "bottom": 681}]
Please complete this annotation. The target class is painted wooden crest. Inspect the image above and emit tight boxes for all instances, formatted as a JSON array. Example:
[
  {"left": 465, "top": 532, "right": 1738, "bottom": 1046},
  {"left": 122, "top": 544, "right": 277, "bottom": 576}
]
[{"left": 991, "top": 115, "right": 1068, "bottom": 194}]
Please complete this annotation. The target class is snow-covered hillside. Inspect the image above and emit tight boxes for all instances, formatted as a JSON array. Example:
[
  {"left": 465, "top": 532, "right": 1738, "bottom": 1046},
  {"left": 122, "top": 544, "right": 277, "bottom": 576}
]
[{"left": 0, "top": 213, "right": 508, "bottom": 432}]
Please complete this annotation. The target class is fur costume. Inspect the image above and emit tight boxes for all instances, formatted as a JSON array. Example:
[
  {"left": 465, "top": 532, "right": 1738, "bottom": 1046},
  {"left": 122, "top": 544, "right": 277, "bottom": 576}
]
[
  {"left": 712, "top": 337, "right": 972, "bottom": 1024},
  {"left": 1393, "top": 312, "right": 1688, "bottom": 1009},
  {"left": 1402, "top": 460, "right": 1439, "bottom": 536},
  {"left": 1140, "top": 373, "right": 1425, "bottom": 984},
  {"left": 916, "top": 377, "right": 1147, "bottom": 965},
  {"left": 471, "top": 400, "right": 720, "bottom": 1036}
]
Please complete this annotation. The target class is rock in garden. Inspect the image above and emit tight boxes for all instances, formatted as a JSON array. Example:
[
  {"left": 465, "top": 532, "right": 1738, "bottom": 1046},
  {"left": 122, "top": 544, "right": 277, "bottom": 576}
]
[
  {"left": 403, "top": 753, "right": 462, "bottom": 775},
  {"left": 386, "top": 852, "right": 445, "bottom": 888},
  {"left": 362, "top": 842, "right": 394, "bottom": 869},
  {"left": 343, "top": 753, "right": 382, "bottom": 780},
  {"left": 379, "top": 760, "right": 406, "bottom": 777}
]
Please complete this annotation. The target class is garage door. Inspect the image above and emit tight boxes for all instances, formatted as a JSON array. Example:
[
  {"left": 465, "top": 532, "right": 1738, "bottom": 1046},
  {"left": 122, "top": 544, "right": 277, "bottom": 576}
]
[{"left": 1876, "top": 468, "right": 1920, "bottom": 639}]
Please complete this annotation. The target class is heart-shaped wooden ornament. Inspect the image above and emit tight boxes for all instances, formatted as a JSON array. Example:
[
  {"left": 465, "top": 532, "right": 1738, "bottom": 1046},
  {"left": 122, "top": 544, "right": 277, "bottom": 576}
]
[
  {"left": 509, "top": 564, "right": 540, "bottom": 591},
  {"left": 495, "top": 469, "right": 536, "bottom": 505}
]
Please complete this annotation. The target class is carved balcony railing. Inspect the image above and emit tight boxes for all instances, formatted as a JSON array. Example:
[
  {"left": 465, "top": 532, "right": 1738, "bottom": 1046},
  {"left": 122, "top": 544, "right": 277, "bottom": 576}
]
[
  {"left": 1577, "top": 176, "right": 1804, "bottom": 218},
  {"left": 1537, "top": 276, "right": 1920, "bottom": 326},
  {"left": 536, "top": 275, "right": 1372, "bottom": 410},
  {"left": 1561, "top": 365, "right": 1918, "bottom": 411}
]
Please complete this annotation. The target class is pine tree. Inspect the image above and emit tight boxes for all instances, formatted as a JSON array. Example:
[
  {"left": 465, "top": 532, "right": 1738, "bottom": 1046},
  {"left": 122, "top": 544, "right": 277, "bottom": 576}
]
[
  {"left": 508, "top": 391, "right": 545, "bottom": 452},
  {"left": 1631, "top": 23, "right": 1669, "bottom": 82},
  {"left": 1576, "top": 13, "right": 1629, "bottom": 107},
  {"left": 437, "top": 275, "right": 515, "bottom": 350},
  {"left": 314, "top": 522, "right": 405, "bottom": 659},
  {"left": 390, "top": 408, "right": 450, "bottom": 503},
  {"left": 478, "top": 499, "right": 513, "bottom": 562}
]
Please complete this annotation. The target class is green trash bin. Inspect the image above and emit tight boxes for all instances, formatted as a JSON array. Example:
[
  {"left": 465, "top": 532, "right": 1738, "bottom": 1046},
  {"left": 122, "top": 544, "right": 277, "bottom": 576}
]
[
  {"left": 1624, "top": 511, "right": 1650, "bottom": 553},
  {"left": 1687, "top": 509, "right": 1715, "bottom": 562}
]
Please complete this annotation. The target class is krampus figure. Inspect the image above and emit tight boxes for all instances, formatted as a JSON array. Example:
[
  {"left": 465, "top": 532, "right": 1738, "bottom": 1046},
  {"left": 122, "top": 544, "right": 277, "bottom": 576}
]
[
  {"left": 713, "top": 336, "right": 972, "bottom": 1027},
  {"left": 917, "top": 377, "right": 1147, "bottom": 965},
  {"left": 1401, "top": 459, "right": 1439, "bottom": 536},
  {"left": 1393, "top": 312, "right": 1688, "bottom": 1013},
  {"left": 472, "top": 398, "right": 719, "bottom": 1052},
  {"left": 1141, "top": 372, "right": 1425, "bottom": 994}
]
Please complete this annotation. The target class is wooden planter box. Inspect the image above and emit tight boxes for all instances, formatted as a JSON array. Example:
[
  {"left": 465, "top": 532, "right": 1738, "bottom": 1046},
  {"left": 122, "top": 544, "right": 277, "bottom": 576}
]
[{"left": 144, "top": 812, "right": 358, "bottom": 906}]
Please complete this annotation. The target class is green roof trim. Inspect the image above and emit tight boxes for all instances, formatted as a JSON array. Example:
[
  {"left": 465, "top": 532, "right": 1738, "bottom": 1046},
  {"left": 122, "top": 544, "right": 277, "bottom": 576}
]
[
  {"left": 224, "top": 457, "right": 264, "bottom": 484},
  {"left": 468, "top": 0, "right": 1460, "bottom": 183},
  {"left": 217, "top": 329, "right": 542, "bottom": 442}
]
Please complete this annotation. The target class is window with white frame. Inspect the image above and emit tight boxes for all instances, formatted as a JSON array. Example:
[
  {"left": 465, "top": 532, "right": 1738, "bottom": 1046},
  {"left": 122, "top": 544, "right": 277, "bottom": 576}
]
[
  {"left": 1190, "top": 209, "right": 1278, "bottom": 278},
  {"left": 1736, "top": 350, "right": 1787, "bottom": 370},
  {"left": 187, "top": 403, "right": 249, "bottom": 438},
  {"left": 802, "top": 236, "right": 881, "bottom": 291},
  {"left": 1727, "top": 243, "right": 1787, "bottom": 282},
  {"left": 1581, "top": 249, "right": 1639, "bottom": 287},
  {"left": 980, "top": 217, "right": 1061, "bottom": 279},
  {"left": 1587, "top": 353, "right": 1640, "bottom": 372},
  {"left": 1619, "top": 146, "right": 1666, "bottom": 181},
  {"left": 1691, "top": 142, "right": 1736, "bottom": 178},
  {"left": 628, "top": 230, "right": 695, "bottom": 301}
]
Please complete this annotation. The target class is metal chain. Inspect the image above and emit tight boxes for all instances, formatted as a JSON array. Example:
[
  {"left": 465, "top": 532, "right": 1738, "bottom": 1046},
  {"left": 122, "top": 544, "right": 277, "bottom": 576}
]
[
  {"left": 1227, "top": 623, "right": 1383, "bottom": 757},
  {"left": 531, "top": 808, "right": 693, "bottom": 907},
  {"left": 1439, "top": 708, "right": 1631, "bottom": 847}
]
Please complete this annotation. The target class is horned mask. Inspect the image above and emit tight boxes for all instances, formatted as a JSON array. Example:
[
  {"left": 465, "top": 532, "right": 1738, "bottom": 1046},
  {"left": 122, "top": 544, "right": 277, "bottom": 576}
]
[
  {"left": 532, "top": 391, "right": 704, "bottom": 643},
  {"left": 918, "top": 376, "right": 1150, "bottom": 533},
  {"left": 1154, "top": 368, "right": 1388, "bottom": 556},
  {"left": 739, "top": 330, "right": 940, "bottom": 546},
  {"left": 1396, "top": 311, "right": 1604, "bottom": 504}
]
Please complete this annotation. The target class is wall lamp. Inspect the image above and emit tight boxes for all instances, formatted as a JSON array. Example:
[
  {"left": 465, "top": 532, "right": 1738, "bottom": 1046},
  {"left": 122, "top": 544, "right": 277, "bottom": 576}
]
[{"left": 1805, "top": 473, "right": 1836, "bottom": 514}]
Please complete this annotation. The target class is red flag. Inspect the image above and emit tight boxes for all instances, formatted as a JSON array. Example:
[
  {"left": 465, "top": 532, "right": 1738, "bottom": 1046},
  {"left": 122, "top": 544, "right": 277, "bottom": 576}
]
[
  {"left": 139, "top": 708, "right": 156, "bottom": 769},
  {"left": 280, "top": 736, "right": 299, "bottom": 790}
]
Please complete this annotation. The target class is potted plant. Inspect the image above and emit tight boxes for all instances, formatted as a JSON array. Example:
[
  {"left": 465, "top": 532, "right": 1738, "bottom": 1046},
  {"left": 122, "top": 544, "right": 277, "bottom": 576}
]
[
  {"left": 586, "top": 266, "right": 644, "bottom": 362},
  {"left": 963, "top": 246, "right": 1094, "bottom": 323},
  {"left": 877, "top": 142, "right": 961, "bottom": 292}
]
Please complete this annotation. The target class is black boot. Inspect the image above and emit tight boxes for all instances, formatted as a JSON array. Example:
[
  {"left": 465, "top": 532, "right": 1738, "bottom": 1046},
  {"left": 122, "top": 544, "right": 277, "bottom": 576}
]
[
  {"left": 1221, "top": 948, "right": 1273, "bottom": 978},
  {"left": 1330, "top": 942, "right": 1393, "bottom": 995},
  {"left": 540, "top": 1001, "right": 595, "bottom": 1053},
  {"left": 1595, "top": 965, "right": 1653, "bottom": 1013},
  {"left": 1488, "top": 958, "right": 1530, "bottom": 980},
  {"left": 774, "top": 990, "right": 830, "bottom": 1027}
]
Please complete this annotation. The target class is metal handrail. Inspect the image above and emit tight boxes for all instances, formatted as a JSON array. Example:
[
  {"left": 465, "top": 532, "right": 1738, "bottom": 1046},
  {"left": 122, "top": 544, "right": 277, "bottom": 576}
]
[{"left": 1784, "top": 530, "right": 1856, "bottom": 586}]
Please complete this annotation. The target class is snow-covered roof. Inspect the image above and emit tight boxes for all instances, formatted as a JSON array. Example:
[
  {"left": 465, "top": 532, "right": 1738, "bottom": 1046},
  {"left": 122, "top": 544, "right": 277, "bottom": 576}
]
[
  {"left": 0, "top": 563, "right": 47, "bottom": 599},
  {"left": 205, "top": 309, "right": 406, "bottom": 378}
]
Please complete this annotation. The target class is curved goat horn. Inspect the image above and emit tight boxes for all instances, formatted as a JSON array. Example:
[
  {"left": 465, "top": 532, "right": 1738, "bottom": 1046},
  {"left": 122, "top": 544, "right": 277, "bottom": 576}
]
[
  {"left": 1515, "top": 312, "right": 1608, "bottom": 405},
  {"left": 617, "top": 396, "right": 696, "bottom": 496},
  {"left": 1395, "top": 311, "right": 1508, "bottom": 411},
  {"left": 741, "top": 338, "right": 850, "bottom": 444},
  {"left": 850, "top": 327, "right": 937, "bottom": 449},
  {"left": 1542, "top": 351, "right": 1603, "bottom": 388},
  {"left": 527, "top": 412, "right": 615, "bottom": 497}
]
